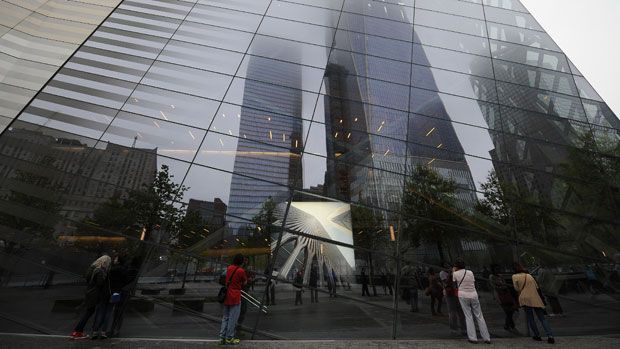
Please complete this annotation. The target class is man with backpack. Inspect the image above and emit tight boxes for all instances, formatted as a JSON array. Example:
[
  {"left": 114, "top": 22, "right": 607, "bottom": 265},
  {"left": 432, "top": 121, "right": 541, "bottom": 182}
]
[{"left": 219, "top": 254, "right": 247, "bottom": 345}]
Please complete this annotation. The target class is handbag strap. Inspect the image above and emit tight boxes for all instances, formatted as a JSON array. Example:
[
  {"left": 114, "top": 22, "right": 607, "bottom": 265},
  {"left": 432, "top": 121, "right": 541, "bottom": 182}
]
[
  {"left": 226, "top": 267, "right": 240, "bottom": 287},
  {"left": 519, "top": 273, "right": 528, "bottom": 293},
  {"left": 457, "top": 270, "right": 468, "bottom": 288}
]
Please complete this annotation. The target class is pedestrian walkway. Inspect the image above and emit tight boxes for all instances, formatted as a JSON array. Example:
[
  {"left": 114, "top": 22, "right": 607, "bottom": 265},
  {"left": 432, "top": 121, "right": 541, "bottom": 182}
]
[{"left": 1, "top": 333, "right": 619, "bottom": 349}]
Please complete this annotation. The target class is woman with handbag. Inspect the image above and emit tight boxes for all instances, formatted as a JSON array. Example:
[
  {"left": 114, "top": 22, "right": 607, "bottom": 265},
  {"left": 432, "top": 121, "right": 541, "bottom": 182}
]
[
  {"left": 453, "top": 259, "right": 491, "bottom": 344},
  {"left": 489, "top": 265, "right": 517, "bottom": 332},
  {"left": 512, "top": 264, "right": 555, "bottom": 344},
  {"left": 218, "top": 254, "right": 247, "bottom": 345}
]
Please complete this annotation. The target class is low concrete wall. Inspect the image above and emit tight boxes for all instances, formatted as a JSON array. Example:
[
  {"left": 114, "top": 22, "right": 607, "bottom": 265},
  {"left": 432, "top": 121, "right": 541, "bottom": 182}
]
[{"left": 1, "top": 333, "right": 619, "bottom": 349}]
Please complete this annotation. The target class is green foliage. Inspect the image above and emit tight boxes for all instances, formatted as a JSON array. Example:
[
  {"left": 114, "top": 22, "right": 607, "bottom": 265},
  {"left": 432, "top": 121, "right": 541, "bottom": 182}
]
[
  {"left": 401, "top": 165, "right": 464, "bottom": 262},
  {"left": 475, "top": 170, "right": 560, "bottom": 246},
  {"left": 351, "top": 204, "right": 386, "bottom": 252},
  {"left": 92, "top": 165, "right": 188, "bottom": 243},
  {"left": 560, "top": 131, "right": 620, "bottom": 225},
  {"left": 248, "top": 197, "right": 277, "bottom": 248}
]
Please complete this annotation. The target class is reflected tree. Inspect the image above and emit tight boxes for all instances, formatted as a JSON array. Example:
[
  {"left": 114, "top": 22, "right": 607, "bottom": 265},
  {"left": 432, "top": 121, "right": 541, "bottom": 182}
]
[
  {"left": 401, "top": 165, "right": 465, "bottom": 264},
  {"left": 351, "top": 204, "right": 386, "bottom": 296},
  {"left": 248, "top": 197, "right": 277, "bottom": 267},
  {"left": 475, "top": 170, "right": 560, "bottom": 247},
  {"left": 92, "top": 164, "right": 188, "bottom": 245},
  {"left": 559, "top": 131, "right": 620, "bottom": 253},
  {"left": 561, "top": 132, "right": 619, "bottom": 226}
]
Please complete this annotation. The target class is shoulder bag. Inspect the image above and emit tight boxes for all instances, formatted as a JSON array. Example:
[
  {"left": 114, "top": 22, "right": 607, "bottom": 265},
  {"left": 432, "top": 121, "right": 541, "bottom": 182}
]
[
  {"left": 217, "top": 267, "right": 239, "bottom": 304},
  {"left": 455, "top": 270, "right": 468, "bottom": 297}
]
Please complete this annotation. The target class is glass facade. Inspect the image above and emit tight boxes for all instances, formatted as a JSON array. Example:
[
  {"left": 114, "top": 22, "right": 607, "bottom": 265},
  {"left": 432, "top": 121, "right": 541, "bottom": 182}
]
[
  {"left": 0, "top": 0, "right": 122, "bottom": 132},
  {"left": 0, "top": 0, "right": 619, "bottom": 340}
]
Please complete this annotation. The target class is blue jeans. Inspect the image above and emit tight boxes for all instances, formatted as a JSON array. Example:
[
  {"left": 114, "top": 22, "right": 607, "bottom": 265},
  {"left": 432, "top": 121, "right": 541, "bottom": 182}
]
[
  {"left": 219, "top": 304, "right": 241, "bottom": 339},
  {"left": 524, "top": 306, "right": 553, "bottom": 337},
  {"left": 93, "top": 301, "right": 112, "bottom": 332}
]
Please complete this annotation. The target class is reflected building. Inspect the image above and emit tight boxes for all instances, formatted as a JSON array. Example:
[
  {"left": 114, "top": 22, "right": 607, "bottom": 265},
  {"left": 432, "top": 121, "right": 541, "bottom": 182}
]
[
  {"left": 0, "top": 127, "right": 157, "bottom": 235},
  {"left": 0, "top": 0, "right": 618, "bottom": 341},
  {"left": 226, "top": 45, "right": 304, "bottom": 236}
]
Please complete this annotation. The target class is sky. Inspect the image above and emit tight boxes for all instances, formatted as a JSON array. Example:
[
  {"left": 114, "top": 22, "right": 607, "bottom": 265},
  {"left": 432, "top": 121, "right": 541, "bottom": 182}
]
[{"left": 520, "top": 0, "right": 620, "bottom": 117}]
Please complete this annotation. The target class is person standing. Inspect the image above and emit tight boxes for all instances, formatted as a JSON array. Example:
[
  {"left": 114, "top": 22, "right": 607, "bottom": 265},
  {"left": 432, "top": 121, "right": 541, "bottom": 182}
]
[
  {"left": 109, "top": 256, "right": 140, "bottom": 337},
  {"left": 264, "top": 268, "right": 276, "bottom": 306},
  {"left": 293, "top": 270, "right": 304, "bottom": 305},
  {"left": 538, "top": 266, "right": 564, "bottom": 317},
  {"left": 309, "top": 264, "right": 319, "bottom": 303},
  {"left": 513, "top": 264, "right": 555, "bottom": 344},
  {"left": 453, "top": 259, "right": 491, "bottom": 344},
  {"left": 442, "top": 264, "right": 466, "bottom": 336},
  {"left": 361, "top": 268, "right": 370, "bottom": 296},
  {"left": 489, "top": 265, "right": 517, "bottom": 332},
  {"left": 380, "top": 271, "right": 389, "bottom": 295},
  {"left": 427, "top": 268, "right": 443, "bottom": 316},
  {"left": 219, "top": 254, "right": 247, "bottom": 345},
  {"left": 70, "top": 255, "right": 112, "bottom": 340}
]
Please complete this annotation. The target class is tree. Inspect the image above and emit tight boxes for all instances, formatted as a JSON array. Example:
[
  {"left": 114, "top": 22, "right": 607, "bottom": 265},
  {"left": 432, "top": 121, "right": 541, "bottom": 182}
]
[
  {"left": 475, "top": 170, "right": 561, "bottom": 247},
  {"left": 248, "top": 197, "right": 278, "bottom": 267},
  {"left": 401, "top": 165, "right": 464, "bottom": 264},
  {"left": 351, "top": 204, "right": 386, "bottom": 296},
  {"left": 560, "top": 131, "right": 620, "bottom": 227},
  {"left": 92, "top": 164, "right": 188, "bottom": 244}
]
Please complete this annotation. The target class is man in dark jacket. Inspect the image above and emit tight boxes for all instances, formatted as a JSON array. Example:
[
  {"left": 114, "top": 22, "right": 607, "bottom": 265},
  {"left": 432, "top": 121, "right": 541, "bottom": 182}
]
[{"left": 108, "top": 256, "right": 140, "bottom": 337}]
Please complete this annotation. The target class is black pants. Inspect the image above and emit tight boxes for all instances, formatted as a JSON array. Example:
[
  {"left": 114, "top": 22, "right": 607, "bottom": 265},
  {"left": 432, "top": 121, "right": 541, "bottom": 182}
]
[
  {"left": 310, "top": 287, "right": 318, "bottom": 303},
  {"left": 547, "top": 296, "right": 563, "bottom": 315},
  {"left": 110, "top": 293, "right": 130, "bottom": 335},
  {"left": 431, "top": 294, "right": 443, "bottom": 314},
  {"left": 265, "top": 284, "right": 276, "bottom": 306},
  {"left": 295, "top": 290, "right": 303, "bottom": 305},
  {"left": 362, "top": 283, "right": 370, "bottom": 296},
  {"left": 502, "top": 306, "right": 516, "bottom": 329},
  {"left": 410, "top": 288, "right": 419, "bottom": 311}
]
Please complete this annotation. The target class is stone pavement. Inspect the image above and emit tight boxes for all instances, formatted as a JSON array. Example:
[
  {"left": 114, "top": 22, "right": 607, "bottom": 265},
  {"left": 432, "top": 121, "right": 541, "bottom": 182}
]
[{"left": 1, "top": 333, "right": 620, "bottom": 349}]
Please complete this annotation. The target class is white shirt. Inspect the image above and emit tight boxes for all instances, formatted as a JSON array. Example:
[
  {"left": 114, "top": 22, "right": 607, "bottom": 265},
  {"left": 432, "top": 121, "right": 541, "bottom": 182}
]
[{"left": 453, "top": 269, "right": 478, "bottom": 299}]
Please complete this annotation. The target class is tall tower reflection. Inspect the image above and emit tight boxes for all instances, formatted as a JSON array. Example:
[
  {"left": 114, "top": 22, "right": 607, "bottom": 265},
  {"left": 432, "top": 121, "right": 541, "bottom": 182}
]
[{"left": 226, "top": 44, "right": 304, "bottom": 236}]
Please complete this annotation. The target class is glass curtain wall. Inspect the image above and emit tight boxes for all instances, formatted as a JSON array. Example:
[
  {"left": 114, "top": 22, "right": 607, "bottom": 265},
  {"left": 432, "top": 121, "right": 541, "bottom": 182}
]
[
  {"left": 0, "top": 0, "right": 618, "bottom": 340},
  {"left": 0, "top": 0, "right": 122, "bottom": 132}
]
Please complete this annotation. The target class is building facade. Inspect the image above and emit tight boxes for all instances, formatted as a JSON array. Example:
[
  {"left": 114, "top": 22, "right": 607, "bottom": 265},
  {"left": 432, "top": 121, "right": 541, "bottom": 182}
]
[{"left": 0, "top": 0, "right": 618, "bottom": 340}]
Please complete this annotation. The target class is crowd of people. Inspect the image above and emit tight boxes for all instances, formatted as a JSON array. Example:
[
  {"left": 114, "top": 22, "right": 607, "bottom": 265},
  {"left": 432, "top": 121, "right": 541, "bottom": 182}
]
[
  {"left": 69, "top": 250, "right": 620, "bottom": 345},
  {"left": 399, "top": 259, "right": 557, "bottom": 345}
]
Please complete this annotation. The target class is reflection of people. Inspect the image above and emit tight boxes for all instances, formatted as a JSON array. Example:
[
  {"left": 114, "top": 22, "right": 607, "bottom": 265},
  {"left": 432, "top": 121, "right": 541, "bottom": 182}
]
[
  {"left": 513, "top": 264, "right": 555, "bottom": 344},
  {"left": 538, "top": 267, "right": 564, "bottom": 317},
  {"left": 489, "top": 265, "right": 517, "bottom": 332},
  {"left": 361, "top": 268, "right": 370, "bottom": 296},
  {"left": 70, "top": 255, "right": 111, "bottom": 340},
  {"left": 265, "top": 268, "right": 276, "bottom": 306},
  {"left": 427, "top": 268, "right": 443, "bottom": 316},
  {"left": 402, "top": 264, "right": 421, "bottom": 312},
  {"left": 453, "top": 260, "right": 491, "bottom": 344},
  {"left": 219, "top": 254, "right": 247, "bottom": 345},
  {"left": 442, "top": 263, "right": 466, "bottom": 335},
  {"left": 294, "top": 271, "right": 304, "bottom": 305},
  {"left": 309, "top": 264, "right": 319, "bottom": 303},
  {"left": 109, "top": 256, "right": 140, "bottom": 337}
]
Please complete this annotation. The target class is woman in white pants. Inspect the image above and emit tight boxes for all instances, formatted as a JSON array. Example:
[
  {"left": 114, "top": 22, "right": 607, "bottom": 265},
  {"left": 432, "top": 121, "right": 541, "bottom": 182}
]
[{"left": 453, "top": 259, "right": 491, "bottom": 344}]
